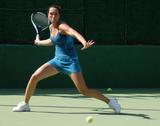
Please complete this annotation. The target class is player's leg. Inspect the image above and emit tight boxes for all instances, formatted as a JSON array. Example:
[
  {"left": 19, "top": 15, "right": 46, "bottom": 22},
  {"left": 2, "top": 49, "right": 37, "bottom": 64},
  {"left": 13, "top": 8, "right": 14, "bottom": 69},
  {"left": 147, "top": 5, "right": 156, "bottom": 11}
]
[
  {"left": 24, "top": 62, "right": 59, "bottom": 103},
  {"left": 69, "top": 72, "right": 109, "bottom": 103},
  {"left": 69, "top": 72, "right": 121, "bottom": 113},
  {"left": 12, "top": 63, "right": 59, "bottom": 112}
]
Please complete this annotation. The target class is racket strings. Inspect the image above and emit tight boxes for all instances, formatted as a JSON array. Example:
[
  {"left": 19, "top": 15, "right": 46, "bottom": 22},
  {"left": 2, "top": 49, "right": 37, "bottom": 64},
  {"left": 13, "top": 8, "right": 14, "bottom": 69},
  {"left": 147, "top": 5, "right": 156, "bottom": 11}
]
[{"left": 32, "top": 13, "right": 49, "bottom": 30}]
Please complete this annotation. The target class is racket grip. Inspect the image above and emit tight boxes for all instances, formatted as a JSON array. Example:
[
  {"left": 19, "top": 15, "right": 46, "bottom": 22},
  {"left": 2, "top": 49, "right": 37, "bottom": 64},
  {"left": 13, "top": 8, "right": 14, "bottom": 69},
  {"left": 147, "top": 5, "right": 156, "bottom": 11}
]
[{"left": 36, "top": 34, "right": 40, "bottom": 41}]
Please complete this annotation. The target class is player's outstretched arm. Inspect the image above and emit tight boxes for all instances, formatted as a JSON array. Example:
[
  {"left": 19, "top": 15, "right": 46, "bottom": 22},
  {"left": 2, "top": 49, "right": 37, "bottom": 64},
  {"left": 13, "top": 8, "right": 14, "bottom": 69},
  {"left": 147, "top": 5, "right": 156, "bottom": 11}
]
[{"left": 59, "top": 23, "right": 95, "bottom": 50}]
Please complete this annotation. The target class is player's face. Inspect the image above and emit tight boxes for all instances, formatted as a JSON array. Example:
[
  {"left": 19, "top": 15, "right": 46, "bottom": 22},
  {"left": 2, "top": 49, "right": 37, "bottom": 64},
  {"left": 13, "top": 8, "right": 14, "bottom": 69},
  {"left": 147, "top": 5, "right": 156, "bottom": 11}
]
[{"left": 48, "top": 7, "right": 60, "bottom": 23}]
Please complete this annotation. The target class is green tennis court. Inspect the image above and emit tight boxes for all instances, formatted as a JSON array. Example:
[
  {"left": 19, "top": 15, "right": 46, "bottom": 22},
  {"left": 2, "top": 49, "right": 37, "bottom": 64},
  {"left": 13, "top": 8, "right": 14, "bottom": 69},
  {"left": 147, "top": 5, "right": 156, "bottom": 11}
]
[
  {"left": 1, "top": 1, "right": 160, "bottom": 126},
  {"left": 0, "top": 88, "right": 160, "bottom": 126}
]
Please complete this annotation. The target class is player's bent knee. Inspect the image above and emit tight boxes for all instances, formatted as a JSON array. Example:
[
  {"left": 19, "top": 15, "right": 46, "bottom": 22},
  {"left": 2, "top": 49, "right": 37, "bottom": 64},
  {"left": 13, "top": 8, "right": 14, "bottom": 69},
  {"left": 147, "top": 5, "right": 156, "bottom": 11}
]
[
  {"left": 78, "top": 88, "right": 89, "bottom": 96},
  {"left": 30, "top": 73, "right": 41, "bottom": 82}
]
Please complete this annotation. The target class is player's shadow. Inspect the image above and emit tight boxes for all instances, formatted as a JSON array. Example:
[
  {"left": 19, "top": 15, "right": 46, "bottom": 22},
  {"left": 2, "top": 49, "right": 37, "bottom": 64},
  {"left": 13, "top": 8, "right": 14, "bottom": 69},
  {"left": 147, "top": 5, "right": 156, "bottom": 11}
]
[
  {"left": 31, "top": 110, "right": 151, "bottom": 119},
  {"left": 30, "top": 105, "right": 152, "bottom": 119}
]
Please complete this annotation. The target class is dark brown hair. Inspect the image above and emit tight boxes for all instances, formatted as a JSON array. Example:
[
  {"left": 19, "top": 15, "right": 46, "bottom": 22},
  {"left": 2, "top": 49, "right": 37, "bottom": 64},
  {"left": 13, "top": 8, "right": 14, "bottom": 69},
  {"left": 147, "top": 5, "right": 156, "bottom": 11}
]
[{"left": 48, "top": 4, "right": 62, "bottom": 14}]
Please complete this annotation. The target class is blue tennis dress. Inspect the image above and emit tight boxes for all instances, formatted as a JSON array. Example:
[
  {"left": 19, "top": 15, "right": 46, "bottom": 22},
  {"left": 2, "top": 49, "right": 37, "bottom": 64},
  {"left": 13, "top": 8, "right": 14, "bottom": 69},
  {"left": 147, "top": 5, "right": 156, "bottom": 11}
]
[{"left": 48, "top": 32, "right": 81, "bottom": 74}]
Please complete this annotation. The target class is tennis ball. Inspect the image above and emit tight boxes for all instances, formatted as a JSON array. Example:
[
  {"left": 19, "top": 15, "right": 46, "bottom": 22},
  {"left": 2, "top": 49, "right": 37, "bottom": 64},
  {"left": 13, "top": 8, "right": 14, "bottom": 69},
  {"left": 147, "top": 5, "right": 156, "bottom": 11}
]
[
  {"left": 107, "top": 88, "right": 112, "bottom": 92},
  {"left": 86, "top": 116, "right": 93, "bottom": 123}
]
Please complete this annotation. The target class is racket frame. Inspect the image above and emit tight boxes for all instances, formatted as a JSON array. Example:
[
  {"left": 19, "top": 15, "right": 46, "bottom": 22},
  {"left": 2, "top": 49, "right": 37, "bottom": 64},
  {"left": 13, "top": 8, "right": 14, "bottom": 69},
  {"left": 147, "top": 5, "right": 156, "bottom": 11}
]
[{"left": 31, "top": 12, "right": 49, "bottom": 41}]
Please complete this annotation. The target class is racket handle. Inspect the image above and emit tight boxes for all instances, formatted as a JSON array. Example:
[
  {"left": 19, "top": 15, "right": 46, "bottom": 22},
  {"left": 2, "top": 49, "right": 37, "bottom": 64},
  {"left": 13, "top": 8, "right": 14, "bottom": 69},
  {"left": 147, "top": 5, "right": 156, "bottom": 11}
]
[{"left": 36, "top": 34, "right": 40, "bottom": 41}]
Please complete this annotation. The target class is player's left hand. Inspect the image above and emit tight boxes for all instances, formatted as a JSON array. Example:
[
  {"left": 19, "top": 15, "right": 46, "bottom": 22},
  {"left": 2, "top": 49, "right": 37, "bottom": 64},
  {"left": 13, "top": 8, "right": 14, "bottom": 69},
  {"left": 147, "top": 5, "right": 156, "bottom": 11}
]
[{"left": 81, "top": 40, "right": 95, "bottom": 50}]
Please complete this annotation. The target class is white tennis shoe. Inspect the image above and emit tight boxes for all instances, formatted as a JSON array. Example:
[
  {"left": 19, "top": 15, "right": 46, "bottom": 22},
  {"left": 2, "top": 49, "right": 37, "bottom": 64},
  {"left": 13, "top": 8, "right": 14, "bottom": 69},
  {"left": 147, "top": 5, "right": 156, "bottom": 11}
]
[
  {"left": 12, "top": 101, "right": 30, "bottom": 112},
  {"left": 108, "top": 97, "right": 121, "bottom": 113}
]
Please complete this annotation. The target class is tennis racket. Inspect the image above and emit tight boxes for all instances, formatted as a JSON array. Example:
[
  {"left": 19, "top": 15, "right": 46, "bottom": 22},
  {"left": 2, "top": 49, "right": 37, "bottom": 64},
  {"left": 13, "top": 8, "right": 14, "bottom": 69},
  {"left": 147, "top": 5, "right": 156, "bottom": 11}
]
[{"left": 31, "top": 12, "right": 49, "bottom": 41}]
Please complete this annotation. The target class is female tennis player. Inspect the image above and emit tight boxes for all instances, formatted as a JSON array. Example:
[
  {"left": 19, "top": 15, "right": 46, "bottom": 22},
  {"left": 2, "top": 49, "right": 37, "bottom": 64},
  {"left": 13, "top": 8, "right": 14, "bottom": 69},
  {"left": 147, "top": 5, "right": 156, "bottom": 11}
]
[{"left": 12, "top": 5, "right": 120, "bottom": 113}]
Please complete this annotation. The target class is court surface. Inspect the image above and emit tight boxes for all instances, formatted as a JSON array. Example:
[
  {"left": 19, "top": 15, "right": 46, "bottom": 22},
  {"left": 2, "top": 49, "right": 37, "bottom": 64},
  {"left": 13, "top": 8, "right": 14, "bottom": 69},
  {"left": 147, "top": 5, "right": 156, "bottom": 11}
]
[{"left": 0, "top": 88, "right": 160, "bottom": 126}]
